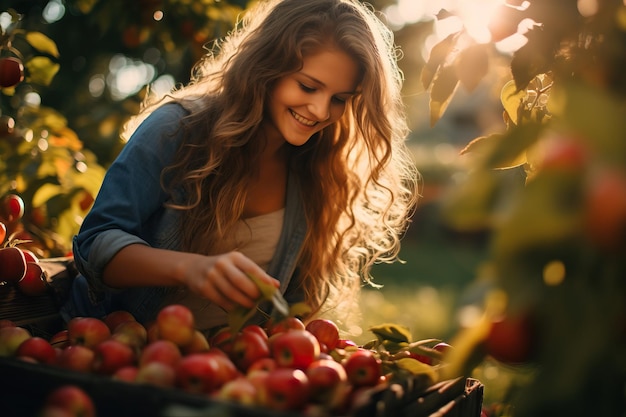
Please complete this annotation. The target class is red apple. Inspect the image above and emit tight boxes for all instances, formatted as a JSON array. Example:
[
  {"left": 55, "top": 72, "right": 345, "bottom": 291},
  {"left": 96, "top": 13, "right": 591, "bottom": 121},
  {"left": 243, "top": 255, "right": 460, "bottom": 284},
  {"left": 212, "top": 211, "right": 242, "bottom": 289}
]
[
  {"left": 242, "top": 324, "right": 269, "bottom": 341},
  {"left": 343, "top": 349, "right": 382, "bottom": 387},
  {"left": 111, "top": 320, "right": 148, "bottom": 351},
  {"left": 103, "top": 310, "right": 136, "bottom": 332},
  {"left": 0, "top": 221, "right": 6, "bottom": 244},
  {"left": 57, "top": 345, "right": 95, "bottom": 373},
  {"left": 16, "top": 336, "right": 56, "bottom": 365},
  {"left": 2, "top": 193, "right": 25, "bottom": 222},
  {"left": 176, "top": 353, "right": 223, "bottom": 394},
  {"left": 92, "top": 339, "right": 136, "bottom": 375},
  {"left": 146, "top": 320, "right": 159, "bottom": 343},
  {"left": 0, "top": 319, "right": 16, "bottom": 328},
  {"left": 230, "top": 330, "right": 271, "bottom": 372},
  {"left": 209, "top": 327, "right": 235, "bottom": 356},
  {"left": 261, "top": 368, "right": 310, "bottom": 411},
  {"left": 218, "top": 376, "right": 258, "bottom": 406},
  {"left": 139, "top": 339, "right": 182, "bottom": 368},
  {"left": 0, "top": 57, "right": 25, "bottom": 89},
  {"left": 112, "top": 365, "right": 139, "bottom": 383},
  {"left": 17, "top": 262, "right": 49, "bottom": 296},
  {"left": 305, "top": 358, "right": 348, "bottom": 405},
  {"left": 267, "top": 316, "right": 306, "bottom": 336},
  {"left": 246, "top": 369, "right": 270, "bottom": 395},
  {"left": 247, "top": 357, "right": 278, "bottom": 374},
  {"left": 43, "top": 385, "right": 95, "bottom": 417},
  {"left": 135, "top": 361, "right": 176, "bottom": 388},
  {"left": 583, "top": 168, "right": 626, "bottom": 251},
  {"left": 156, "top": 304, "right": 195, "bottom": 347},
  {"left": 271, "top": 329, "right": 320, "bottom": 370},
  {"left": 485, "top": 313, "right": 534, "bottom": 364},
  {"left": 0, "top": 325, "right": 31, "bottom": 356},
  {"left": 67, "top": 317, "right": 111, "bottom": 348},
  {"left": 337, "top": 339, "right": 357, "bottom": 349},
  {"left": 181, "top": 329, "right": 210, "bottom": 355},
  {"left": 0, "top": 246, "right": 27, "bottom": 284},
  {"left": 408, "top": 352, "right": 433, "bottom": 365},
  {"left": 305, "top": 319, "right": 340, "bottom": 352},
  {"left": 21, "top": 249, "right": 39, "bottom": 264},
  {"left": 50, "top": 329, "right": 70, "bottom": 349}
]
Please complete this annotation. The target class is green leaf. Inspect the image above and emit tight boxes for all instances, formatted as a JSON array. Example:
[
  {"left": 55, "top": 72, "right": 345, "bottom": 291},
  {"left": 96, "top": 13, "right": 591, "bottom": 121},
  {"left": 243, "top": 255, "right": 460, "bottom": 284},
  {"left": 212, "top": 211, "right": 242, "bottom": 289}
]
[
  {"left": 369, "top": 323, "right": 412, "bottom": 344},
  {"left": 501, "top": 80, "right": 526, "bottom": 125},
  {"left": 24, "top": 56, "right": 60, "bottom": 86},
  {"left": 394, "top": 358, "right": 438, "bottom": 382},
  {"left": 429, "top": 64, "right": 459, "bottom": 127},
  {"left": 227, "top": 273, "right": 288, "bottom": 333},
  {"left": 289, "top": 302, "right": 312, "bottom": 318},
  {"left": 228, "top": 305, "right": 258, "bottom": 336},
  {"left": 421, "top": 32, "right": 459, "bottom": 89},
  {"left": 460, "top": 133, "right": 528, "bottom": 170},
  {"left": 455, "top": 43, "right": 490, "bottom": 93},
  {"left": 25, "top": 31, "right": 60, "bottom": 58}
]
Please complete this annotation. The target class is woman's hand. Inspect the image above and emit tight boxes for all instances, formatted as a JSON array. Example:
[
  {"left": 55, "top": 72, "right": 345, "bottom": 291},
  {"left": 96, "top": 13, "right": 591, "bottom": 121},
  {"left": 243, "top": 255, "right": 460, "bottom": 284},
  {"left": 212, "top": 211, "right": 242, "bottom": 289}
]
[
  {"left": 103, "top": 245, "right": 280, "bottom": 312},
  {"left": 181, "top": 251, "right": 280, "bottom": 312}
]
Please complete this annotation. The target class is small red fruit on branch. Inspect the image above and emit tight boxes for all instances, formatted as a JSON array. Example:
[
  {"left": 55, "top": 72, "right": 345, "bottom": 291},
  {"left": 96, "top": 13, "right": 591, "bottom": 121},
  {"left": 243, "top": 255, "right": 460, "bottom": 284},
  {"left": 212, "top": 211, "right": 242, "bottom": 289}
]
[
  {"left": 2, "top": 194, "right": 25, "bottom": 222},
  {"left": 0, "top": 246, "right": 27, "bottom": 284},
  {"left": 343, "top": 349, "right": 382, "bottom": 387},
  {"left": 17, "top": 262, "right": 49, "bottom": 296},
  {"left": 0, "top": 57, "right": 25, "bottom": 88}
]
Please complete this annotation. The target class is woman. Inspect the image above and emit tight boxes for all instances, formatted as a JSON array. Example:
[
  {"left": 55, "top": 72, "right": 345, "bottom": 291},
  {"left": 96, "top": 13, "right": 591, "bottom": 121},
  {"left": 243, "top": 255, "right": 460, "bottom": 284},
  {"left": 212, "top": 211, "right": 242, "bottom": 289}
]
[{"left": 62, "top": 0, "right": 419, "bottom": 335}]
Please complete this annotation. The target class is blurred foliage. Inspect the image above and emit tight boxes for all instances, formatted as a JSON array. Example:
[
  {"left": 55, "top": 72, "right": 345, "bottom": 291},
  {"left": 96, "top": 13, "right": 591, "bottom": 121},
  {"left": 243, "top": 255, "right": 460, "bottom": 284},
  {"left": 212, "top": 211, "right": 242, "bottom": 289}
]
[
  {"left": 420, "top": 1, "right": 626, "bottom": 416},
  {"left": 0, "top": 0, "right": 248, "bottom": 256}
]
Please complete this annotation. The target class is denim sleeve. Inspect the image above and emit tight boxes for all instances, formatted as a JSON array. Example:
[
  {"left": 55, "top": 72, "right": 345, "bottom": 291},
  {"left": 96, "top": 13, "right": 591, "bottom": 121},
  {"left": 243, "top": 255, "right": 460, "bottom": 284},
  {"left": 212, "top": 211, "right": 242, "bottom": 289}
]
[{"left": 72, "top": 103, "right": 188, "bottom": 296}]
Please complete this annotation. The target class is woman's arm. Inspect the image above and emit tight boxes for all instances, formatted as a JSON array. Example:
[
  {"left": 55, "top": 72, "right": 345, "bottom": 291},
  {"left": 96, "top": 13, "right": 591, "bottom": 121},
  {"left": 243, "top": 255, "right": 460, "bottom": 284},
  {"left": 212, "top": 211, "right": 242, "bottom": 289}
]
[{"left": 103, "top": 244, "right": 279, "bottom": 312}]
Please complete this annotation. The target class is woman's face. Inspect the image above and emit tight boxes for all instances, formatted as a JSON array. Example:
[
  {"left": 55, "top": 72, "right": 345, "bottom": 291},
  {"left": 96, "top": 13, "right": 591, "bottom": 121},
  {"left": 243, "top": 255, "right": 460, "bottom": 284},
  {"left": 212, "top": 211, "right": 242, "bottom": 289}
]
[{"left": 266, "top": 47, "right": 360, "bottom": 147}]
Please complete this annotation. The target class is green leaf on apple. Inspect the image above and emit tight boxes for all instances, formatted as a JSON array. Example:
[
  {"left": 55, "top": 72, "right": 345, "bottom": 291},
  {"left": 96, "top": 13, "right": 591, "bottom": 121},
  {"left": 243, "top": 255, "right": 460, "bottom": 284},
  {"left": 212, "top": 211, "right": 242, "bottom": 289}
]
[{"left": 227, "top": 273, "right": 289, "bottom": 334}]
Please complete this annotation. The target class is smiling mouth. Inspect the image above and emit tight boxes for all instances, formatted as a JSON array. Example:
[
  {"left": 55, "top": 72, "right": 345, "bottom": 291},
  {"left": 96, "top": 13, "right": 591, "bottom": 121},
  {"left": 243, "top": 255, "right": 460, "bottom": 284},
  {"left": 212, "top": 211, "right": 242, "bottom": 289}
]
[{"left": 290, "top": 110, "right": 317, "bottom": 127}]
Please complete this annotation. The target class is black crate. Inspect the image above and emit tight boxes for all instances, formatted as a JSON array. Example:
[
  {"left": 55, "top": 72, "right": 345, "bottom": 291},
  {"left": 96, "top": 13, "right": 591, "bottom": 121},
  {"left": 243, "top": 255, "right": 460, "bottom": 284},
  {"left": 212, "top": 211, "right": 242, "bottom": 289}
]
[{"left": 0, "top": 356, "right": 482, "bottom": 417}]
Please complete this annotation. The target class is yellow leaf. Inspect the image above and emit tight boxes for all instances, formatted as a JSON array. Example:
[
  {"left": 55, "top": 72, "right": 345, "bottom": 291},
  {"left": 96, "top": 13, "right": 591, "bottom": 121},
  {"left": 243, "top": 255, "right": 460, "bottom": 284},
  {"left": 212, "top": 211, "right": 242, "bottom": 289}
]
[
  {"left": 394, "top": 358, "right": 438, "bottom": 383},
  {"left": 369, "top": 323, "right": 412, "bottom": 344},
  {"left": 24, "top": 57, "right": 60, "bottom": 86},
  {"left": 456, "top": 44, "right": 490, "bottom": 93},
  {"left": 25, "top": 32, "right": 60, "bottom": 58},
  {"left": 501, "top": 80, "right": 526, "bottom": 125},
  {"left": 422, "top": 32, "right": 459, "bottom": 89},
  {"left": 289, "top": 302, "right": 312, "bottom": 318},
  {"left": 460, "top": 134, "right": 528, "bottom": 169},
  {"left": 429, "top": 65, "right": 459, "bottom": 126},
  {"left": 441, "top": 315, "right": 491, "bottom": 380}
]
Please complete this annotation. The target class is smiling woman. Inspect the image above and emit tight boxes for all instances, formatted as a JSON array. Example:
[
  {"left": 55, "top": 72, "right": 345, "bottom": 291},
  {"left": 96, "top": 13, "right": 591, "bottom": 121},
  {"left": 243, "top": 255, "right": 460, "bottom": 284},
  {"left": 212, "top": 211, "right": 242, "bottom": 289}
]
[{"left": 60, "top": 0, "right": 420, "bottom": 338}]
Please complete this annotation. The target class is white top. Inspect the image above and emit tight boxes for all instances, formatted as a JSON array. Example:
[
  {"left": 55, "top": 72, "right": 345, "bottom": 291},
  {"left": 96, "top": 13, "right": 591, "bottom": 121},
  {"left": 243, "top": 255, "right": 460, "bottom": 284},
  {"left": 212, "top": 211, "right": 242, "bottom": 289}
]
[{"left": 167, "top": 208, "right": 285, "bottom": 331}]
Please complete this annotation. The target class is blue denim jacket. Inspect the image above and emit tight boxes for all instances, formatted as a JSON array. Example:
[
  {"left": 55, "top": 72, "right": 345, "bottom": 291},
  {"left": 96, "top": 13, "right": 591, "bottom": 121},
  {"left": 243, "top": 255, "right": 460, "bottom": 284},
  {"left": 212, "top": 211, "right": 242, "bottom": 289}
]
[{"left": 61, "top": 103, "right": 307, "bottom": 326}]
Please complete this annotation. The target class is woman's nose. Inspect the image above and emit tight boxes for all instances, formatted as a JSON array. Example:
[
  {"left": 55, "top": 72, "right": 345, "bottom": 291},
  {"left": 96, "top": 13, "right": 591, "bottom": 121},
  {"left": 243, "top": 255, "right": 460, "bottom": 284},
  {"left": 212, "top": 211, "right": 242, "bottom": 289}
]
[{"left": 309, "top": 96, "right": 330, "bottom": 122}]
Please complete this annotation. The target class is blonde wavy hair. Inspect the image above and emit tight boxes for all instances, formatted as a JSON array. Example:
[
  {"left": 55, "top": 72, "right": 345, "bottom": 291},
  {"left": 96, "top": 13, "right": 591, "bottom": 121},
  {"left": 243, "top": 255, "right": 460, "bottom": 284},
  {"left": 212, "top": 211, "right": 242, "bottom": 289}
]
[{"left": 123, "top": 0, "right": 419, "bottom": 323}]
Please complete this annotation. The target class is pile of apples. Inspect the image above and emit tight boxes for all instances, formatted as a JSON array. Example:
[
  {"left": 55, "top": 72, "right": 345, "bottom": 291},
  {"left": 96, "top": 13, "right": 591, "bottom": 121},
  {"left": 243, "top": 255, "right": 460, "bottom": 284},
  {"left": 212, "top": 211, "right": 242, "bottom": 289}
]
[
  {"left": 0, "top": 304, "right": 452, "bottom": 416},
  {"left": 0, "top": 193, "right": 49, "bottom": 297}
]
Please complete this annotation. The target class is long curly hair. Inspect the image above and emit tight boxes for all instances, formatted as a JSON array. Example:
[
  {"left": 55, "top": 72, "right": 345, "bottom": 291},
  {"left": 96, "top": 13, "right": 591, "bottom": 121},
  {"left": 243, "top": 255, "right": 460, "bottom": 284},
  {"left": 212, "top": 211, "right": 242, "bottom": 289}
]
[{"left": 123, "top": 0, "right": 420, "bottom": 323}]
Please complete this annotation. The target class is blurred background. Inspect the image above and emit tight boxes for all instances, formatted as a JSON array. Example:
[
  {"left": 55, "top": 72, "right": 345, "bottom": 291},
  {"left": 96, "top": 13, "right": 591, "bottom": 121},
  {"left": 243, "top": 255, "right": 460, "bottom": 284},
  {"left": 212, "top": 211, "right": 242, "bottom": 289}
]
[
  {"left": 2, "top": 1, "right": 625, "bottom": 416},
  {"left": 0, "top": 0, "right": 515, "bottom": 336}
]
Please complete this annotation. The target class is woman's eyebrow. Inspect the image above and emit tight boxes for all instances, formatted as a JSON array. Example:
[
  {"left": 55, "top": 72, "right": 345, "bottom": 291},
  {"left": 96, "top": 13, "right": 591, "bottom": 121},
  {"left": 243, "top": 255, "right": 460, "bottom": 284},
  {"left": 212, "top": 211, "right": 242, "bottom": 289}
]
[{"left": 300, "top": 73, "right": 357, "bottom": 95}]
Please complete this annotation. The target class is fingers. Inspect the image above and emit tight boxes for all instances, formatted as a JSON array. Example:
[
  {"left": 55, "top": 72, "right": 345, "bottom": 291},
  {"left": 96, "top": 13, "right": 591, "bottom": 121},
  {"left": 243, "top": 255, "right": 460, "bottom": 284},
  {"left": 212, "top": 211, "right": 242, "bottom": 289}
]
[{"left": 193, "top": 251, "right": 279, "bottom": 311}]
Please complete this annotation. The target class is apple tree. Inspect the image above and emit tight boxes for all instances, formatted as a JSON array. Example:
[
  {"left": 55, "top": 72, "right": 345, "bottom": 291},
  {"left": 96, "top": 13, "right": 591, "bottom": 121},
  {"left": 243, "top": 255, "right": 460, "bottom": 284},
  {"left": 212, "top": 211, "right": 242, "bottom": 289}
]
[{"left": 421, "top": 1, "right": 626, "bottom": 416}]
